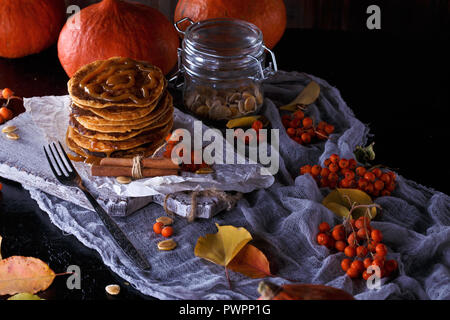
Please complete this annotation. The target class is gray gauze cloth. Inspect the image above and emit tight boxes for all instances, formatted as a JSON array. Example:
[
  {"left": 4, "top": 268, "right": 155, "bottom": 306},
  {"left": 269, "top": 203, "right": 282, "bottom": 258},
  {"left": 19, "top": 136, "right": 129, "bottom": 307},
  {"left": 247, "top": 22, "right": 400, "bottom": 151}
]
[{"left": 20, "top": 71, "right": 450, "bottom": 299}]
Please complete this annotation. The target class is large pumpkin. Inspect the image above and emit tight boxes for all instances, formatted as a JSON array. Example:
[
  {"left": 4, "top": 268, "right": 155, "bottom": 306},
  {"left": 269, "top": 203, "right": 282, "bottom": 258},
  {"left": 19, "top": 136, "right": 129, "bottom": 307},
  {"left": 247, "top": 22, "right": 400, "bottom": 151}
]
[
  {"left": 58, "top": 0, "right": 179, "bottom": 77},
  {"left": 174, "top": 0, "right": 286, "bottom": 49},
  {"left": 0, "top": 0, "right": 66, "bottom": 58}
]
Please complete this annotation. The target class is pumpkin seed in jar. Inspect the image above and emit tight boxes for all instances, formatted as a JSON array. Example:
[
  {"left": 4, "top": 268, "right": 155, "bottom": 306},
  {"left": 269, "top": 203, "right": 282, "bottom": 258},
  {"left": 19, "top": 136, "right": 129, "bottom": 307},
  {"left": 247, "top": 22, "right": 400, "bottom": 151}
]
[{"left": 244, "top": 96, "right": 257, "bottom": 112}]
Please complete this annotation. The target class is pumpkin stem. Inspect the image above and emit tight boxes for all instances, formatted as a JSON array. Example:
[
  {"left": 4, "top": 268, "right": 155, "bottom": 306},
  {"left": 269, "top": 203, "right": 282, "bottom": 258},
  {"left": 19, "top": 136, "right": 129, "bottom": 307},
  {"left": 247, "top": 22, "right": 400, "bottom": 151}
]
[{"left": 257, "top": 281, "right": 282, "bottom": 300}]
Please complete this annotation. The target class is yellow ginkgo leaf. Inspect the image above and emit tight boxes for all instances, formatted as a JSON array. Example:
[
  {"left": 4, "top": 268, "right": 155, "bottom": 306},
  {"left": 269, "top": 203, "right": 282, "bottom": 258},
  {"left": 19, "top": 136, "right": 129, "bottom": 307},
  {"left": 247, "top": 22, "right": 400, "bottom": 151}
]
[
  {"left": 194, "top": 224, "right": 252, "bottom": 267},
  {"left": 322, "top": 188, "right": 377, "bottom": 219},
  {"left": 7, "top": 293, "right": 44, "bottom": 300}
]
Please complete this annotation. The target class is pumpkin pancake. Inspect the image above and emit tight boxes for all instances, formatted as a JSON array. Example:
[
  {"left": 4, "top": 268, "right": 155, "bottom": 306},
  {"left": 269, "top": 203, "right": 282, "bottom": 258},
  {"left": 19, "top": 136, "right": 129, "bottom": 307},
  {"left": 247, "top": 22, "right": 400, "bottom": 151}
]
[
  {"left": 70, "top": 108, "right": 173, "bottom": 141},
  {"left": 73, "top": 92, "right": 172, "bottom": 128},
  {"left": 66, "top": 132, "right": 166, "bottom": 159},
  {"left": 73, "top": 104, "right": 173, "bottom": 134},
  {"left": 68, "top": 57, "right": 167, "bottom": 108},
  {"left": 67, "top": 120, "right": 172, "bottom": 154}
]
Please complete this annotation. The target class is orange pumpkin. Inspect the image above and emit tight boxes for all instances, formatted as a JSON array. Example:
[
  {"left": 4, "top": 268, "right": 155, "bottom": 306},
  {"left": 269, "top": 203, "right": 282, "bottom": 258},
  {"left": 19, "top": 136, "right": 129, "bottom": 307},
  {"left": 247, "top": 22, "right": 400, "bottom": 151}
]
[
  {"left": 174, "top": 0, "right": 286, "bottom": 49},
  {"left": 58, "top": 0, "right": 179, "bottom": 77},
  {"left": 0, "top": 0, "right": 66, "bottom": 58},
  {"left": 257, "top": 281, "right": 355, "bottom": 300}
]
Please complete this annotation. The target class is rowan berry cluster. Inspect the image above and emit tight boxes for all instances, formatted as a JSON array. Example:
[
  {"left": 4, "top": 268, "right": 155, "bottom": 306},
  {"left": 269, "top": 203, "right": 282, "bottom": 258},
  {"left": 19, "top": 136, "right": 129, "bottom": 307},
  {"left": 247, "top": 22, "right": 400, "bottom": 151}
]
[
  {"left": 282, "top": 110, "right": 334, "bottom": 145},
  {"left": 300, "top": 154, "right": 397, "bottom": 197},
  {"left": 317, "top": 218, "right": 398, "bottom": 280}
]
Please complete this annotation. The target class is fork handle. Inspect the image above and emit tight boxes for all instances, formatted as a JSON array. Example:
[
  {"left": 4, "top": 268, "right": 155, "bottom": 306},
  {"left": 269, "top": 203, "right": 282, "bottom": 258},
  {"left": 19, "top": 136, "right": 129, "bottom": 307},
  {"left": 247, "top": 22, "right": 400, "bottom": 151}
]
[{"left": 80, "top": 189, "right": 150, "bottom": 270}]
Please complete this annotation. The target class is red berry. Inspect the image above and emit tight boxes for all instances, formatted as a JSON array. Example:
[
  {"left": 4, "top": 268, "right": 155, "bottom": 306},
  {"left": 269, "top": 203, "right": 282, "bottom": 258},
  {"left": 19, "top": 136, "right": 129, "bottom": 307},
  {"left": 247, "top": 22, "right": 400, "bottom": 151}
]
[
  {"left": 328, "top": 172, "right": 339, "bottom": 182},
  {"left": 346, "top": 267, "right": 360, "bottom": 278},
  {"left": 356, "top": 246, "right": 368, "bottom": 258},
  {"left": 318, "top": 222, "right": 330, "bottom": 233},
  {"left": 302, "top": 117, "right": 313, "bottom": 128},
  {"left": 324, "top": 124, "right": 335, "bottom": 135},
  {"left": 371, "top": 168, "right": 382, "bottom": 178},
  {"left": 371, "top": 229, "right": 383, "bottom": 242},
  {"left": 364, "top": 172, "right": 376, "bottom": 182},
  {"left": 341, "top": 258, "right": 352, "bottom": 272},
  {"left": 153, "top": 222, "right": 164, "bottom": 234},
  {"left": 356, "top": 166, "right": 367, "bottom": 177},
  {"left": 311, "top": 165, "right": 322, "bottom": 176},
  {"left": 330, "top": 154, "right": 340, "bottom": 164},
  {"left": 320, "top": 167, "right": 330, "bottom": 178},
  {"left": 351, "top": 260, "right": 365, "bottom": 273},
  {"left": 357, "top": 178, "right": 369, "bottom": 190},
  {"left": 335, "top": 240, "right": 346, "bottom": 252},
  {"left": 380, "top": 173, "right": 391, "bottom": 184},
  {"left": 347, "top": 232, "right": 358, "bottom": 247},
  {"left": 300, "top": 165, "right": 312, "bottom": 175},
  {"left": 338, "top": 159, "right": 349, "bottom": 169},
  {"left": 331, "top": 225, "right": 345, "bottom": 241},
  {"left": 316, "top": 233, "right": 329, "bottom": 246},
  {"left": 329, "top": 163, "right": 339, "bottom": 173},
  {"left": 293, "top": 110, "right": 305, "bottom": 119},
  {"left": 374, "top": 180, "right": 385, "bottom": 191},
  {"left": 344, "top": 170, "right": 355, "bottom": 180},
  {"left": 363, "top": 257, "right": 373, "bottom": 269},
  {"left": 348, "top": 159, "right": 357, "bottom": 170},
  {"left": 301, "top": 133, "right": 312, "bottom": 144},
  {"left": 344, "top": 246, "right": 356, "bottom": 257},
  {"left": 385, "top": 259, "right": 398, "bottom": 273},
  {"left": 375, "top": 243, "right": 387, "bottom": 257}
]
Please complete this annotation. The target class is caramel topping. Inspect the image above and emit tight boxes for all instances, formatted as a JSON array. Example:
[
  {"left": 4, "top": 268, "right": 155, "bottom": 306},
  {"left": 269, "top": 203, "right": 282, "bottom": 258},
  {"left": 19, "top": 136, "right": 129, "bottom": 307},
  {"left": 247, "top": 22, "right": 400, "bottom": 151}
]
[{"left": 79, "top": 57, "right": 161, "bottom": 104}]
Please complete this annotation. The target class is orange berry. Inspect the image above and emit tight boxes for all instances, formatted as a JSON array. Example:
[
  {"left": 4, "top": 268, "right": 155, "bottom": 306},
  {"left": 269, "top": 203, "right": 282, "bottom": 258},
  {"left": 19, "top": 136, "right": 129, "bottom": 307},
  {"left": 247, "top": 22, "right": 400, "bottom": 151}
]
[
  {"left": 316, "top": 233, "right": 329, "bottom": 246},
  {"left": 319, "top": 177, "right": 329, "bottom": 188},
  {"left": 335, "top": 240, "right": 346, "bottom": 252},
  {"left": 351, "top": 260, "right": 365, "bottom": 273},
  {"left": 363, "top": 257, "right": 373, "bottom": 269},
  {"left": 356, "top": 166, "right": 366, "bottom": 176},
  {"left": 374, "top": 180, "right": 385, "bottom": 191},
  {"left": 357, "top": 228, "right": 369, "bottom": 240},
  {"left": 324, "top": 124, "right": 335, "bottom": 135},
  {"left": 290, "top": 118, "right": 302, "bottom": 128},
  {"left": 293, "top": 110, "right": 305, "bottom": 120},
  {"left": 346, "top": 267, "right": 360, "bottom": 278},
  {"left": 320, "top": 167, "right": 330, "bottom": 178},
  {"left": 364, "top": 172, "right": 376, "bottom": 182},
  {"left": 355, "top": 216, "right": 370, "bottom": 229},
  {"left": 357, "top": 178, "right": 369, "bottom": 190},
  {"left": 362, "top": 270, "right": 371, "bottom": 280},
  {"left": 301, "top": 132, "right": 312, "bottom": 144},
  {"left": 161, "top": 226, "right": 174, "bottom": 237},
  {"left": 331, "top": 225, "right": 345, "bottom": 241},
  {"left": 344, "top": 246, "right": 356, "bottom": 257},
  {"left": 365, "top": 183, "right": 374, "bottom": 194},
  {"left": 356, "top": 246, "right": 368, "bottom": 258},
  {"left": 380, "top": 173, "right": 391, "bottom": 184},
  {"left": 330, "top": 154, "right": 340, "bottom": 163},
  {"left": 328, "top": 163, "right": 339, "bottom": 173},
  {"left": 302, "top": 117, "right": 313, "bottom": 128},
  {"left": 328, "top": 172, "right": 339, "bottom": 182},
  {"left": 286, "top": 127, "right": 296, "bottom": 136},
  {"left": 153, "top": 222, "right": 164, "bottom": 234},
  {"left": 371, "top": 168, "right": 382, "bottom": 178},
  {"left": 372, "top": 257, "right": 385, "bottom": 269},
  {"left": 371, "top": 229, "right": 383, "bottom": 242},
  {"left": 348, "top": 159, "right": 357, "bottom": 170},
  {"left": 0, "top": 107, "right": 13, "bottom": 121},
  {"left": 338, "top": 159, "right": 349, "bottom": 169},
  {"left": 367, "top": 240, "right": 378, "bottom": 253},
  {"left": 311, "top": 165, "right": 322, "bottom": 176},
  {"left": 300, "top": 165, "right": 312, "bottom": 175},
  {"left": 347, "top": 232, "right": 358, "bottom": 247},
  {"left": 317, "top": 121, "right": 327, "bottom": 130},
  {"left": 318, "top": 222, "right": 330, "bottom": 233},
  {"left": 341, "top": 258, "right": 352, "bottom": 272},
  {"left": 385, "top": 259, "right": 398, "bottom": 273},
  {"left": 344, "top": 170, "right": 355, "bottom": 180},
  {"left": 349, "top": 219, "right": 357, "bottom": 229},
  {"left": 252, "top": 120, "right": 263, "bottom": 131},
  {"left": 375, "top": 243, "right": 387, "bottom": 257},
  {"left": 2, "top": 88, "right": 14, "bottom": 99},
  {"left": 0, "top": 114, "right": 4, "bottom": 125}
]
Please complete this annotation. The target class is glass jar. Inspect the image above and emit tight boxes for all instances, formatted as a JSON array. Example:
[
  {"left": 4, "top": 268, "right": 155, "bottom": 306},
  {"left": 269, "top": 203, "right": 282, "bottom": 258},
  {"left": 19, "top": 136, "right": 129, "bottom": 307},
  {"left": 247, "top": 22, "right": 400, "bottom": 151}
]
[{"left": 174, "top": 18, "right": 277, "bottom": 121}]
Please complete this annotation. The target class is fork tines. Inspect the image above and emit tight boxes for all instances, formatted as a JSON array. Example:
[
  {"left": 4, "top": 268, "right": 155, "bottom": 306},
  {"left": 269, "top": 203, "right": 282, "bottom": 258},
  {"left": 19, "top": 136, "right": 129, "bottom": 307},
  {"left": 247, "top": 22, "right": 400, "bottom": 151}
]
[{"left": 44, "top": 141, "right": 77, "bottom": 181}]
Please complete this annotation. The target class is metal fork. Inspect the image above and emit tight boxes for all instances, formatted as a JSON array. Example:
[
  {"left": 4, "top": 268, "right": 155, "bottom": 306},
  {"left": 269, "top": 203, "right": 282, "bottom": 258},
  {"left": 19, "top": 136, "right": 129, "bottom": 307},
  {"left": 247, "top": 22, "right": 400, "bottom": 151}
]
[{"left": 44, "top": 142, "right": 150, "bottom": 270}]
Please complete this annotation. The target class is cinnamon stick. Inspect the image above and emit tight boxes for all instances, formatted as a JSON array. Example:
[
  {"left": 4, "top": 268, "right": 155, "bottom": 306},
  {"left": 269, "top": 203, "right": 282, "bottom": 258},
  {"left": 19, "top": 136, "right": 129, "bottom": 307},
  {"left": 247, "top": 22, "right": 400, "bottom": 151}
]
[
  {"left": 91, "top": 165, "right": 179, "bottom": 178},
  {"left": 99, "top": 157, "right": 180, "bottom": 169}
]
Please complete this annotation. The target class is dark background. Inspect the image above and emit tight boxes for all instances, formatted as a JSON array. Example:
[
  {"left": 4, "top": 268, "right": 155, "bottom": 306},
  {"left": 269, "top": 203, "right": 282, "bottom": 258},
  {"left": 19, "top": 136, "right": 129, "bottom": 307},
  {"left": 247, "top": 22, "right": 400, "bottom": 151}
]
[{"left": 0, "top": 0, "right": 449, "bottom": 300}]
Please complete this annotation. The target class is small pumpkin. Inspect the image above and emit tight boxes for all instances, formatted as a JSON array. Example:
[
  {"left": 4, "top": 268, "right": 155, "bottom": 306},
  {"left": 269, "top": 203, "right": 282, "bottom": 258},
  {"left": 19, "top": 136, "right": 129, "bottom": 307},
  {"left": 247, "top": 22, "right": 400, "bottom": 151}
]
[
  {"left": 174, "top": 0, "right": 287, "bottom": 49},
  {"left": 0, "top": 0, "right": 66, "bottom": 58},
  {"left": 58, "top": 0, "right": 179, "bottom": 77},
  {"left": 257, "top": 281, "right": 355, "bottom": 300}
]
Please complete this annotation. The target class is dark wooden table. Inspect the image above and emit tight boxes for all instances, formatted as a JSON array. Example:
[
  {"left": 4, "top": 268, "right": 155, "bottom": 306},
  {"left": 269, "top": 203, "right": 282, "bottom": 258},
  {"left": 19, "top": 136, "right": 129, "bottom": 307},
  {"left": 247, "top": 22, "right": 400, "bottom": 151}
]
[{"left": 0, "top": 29, "right": 448, "bottom": 300}]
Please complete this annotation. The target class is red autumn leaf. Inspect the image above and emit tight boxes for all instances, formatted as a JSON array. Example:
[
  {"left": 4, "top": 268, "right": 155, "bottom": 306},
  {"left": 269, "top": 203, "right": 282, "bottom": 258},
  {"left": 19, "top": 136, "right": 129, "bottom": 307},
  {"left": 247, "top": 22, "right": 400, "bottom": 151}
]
[{"left": 227, "top": 244, "right": 273, "bottom": 278}]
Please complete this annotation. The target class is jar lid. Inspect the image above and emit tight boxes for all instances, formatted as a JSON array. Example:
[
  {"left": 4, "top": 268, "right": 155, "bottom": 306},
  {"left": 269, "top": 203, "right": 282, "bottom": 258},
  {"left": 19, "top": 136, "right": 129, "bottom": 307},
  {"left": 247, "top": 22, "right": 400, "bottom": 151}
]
[{"left": 182, "top": 19, "right": 265, "bottom": 80}]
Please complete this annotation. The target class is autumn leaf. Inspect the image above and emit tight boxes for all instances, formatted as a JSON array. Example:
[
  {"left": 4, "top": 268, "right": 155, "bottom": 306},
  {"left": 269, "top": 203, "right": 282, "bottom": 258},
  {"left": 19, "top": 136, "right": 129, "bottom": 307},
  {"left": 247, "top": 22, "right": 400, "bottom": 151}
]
[
  {"left": 194, "top": 224, "right": 252, "bottom": 267},
  {"left": 227, "top": 244, "right": 272, "bottom": 278},
  {"left": 7, "top": 293, "right": 44, "bottom": 300},
  {"left": 322, "top": 188, "right": 377, "bottom": 219},
  {"left": 0, "top": 256, "right": 56, "bottom": 295}
]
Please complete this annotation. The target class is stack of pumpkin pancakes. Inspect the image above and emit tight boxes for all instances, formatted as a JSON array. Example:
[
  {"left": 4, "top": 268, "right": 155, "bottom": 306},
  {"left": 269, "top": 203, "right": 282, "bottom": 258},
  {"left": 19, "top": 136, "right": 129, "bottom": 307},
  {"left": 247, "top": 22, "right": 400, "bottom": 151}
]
[{"left": 66, "top": 57, "right": 173, "bottom": 161}]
